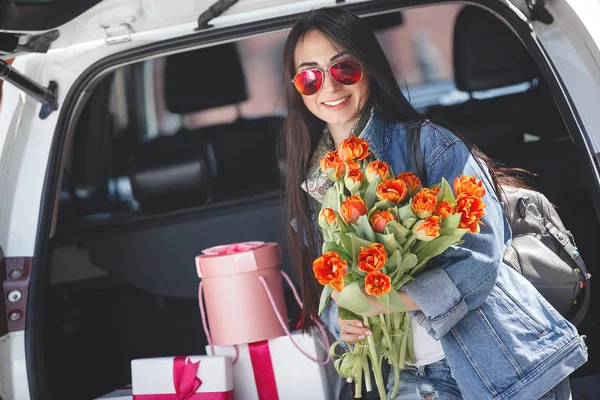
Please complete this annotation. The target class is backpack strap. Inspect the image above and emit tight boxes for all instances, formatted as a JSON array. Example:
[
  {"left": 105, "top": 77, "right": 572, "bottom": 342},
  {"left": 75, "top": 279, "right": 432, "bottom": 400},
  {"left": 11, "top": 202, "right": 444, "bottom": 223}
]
[
  {"left": 518, "top": 197, "right": 591, "bottom": 326},
  {"left": 406, "top": 120, "right": 427, "bottom": 183}
]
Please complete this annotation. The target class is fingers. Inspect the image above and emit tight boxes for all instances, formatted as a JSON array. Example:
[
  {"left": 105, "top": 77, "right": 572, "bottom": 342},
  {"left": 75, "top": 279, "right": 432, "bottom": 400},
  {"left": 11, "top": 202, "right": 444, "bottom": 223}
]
[{"left": 339, "top": 319, "right": 372, "bottom": 344}]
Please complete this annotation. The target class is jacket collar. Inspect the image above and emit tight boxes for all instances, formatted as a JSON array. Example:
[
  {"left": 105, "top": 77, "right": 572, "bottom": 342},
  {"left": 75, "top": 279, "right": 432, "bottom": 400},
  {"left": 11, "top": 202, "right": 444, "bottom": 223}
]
[{"left": 357, "top": 108, "right": 390, "bottom": 161}]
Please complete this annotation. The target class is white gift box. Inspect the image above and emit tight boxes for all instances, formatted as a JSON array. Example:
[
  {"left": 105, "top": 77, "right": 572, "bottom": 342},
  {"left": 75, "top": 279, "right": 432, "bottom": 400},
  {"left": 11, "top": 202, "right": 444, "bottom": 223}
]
[
  {"left": 131, "top": 355, "right": 233, "bottom": 398},
  {"left": 206, "top": 330, "right": 336, "bottom": 400},
  {"left": 94, "top": 386, "right": 132, "bottom": 399}
]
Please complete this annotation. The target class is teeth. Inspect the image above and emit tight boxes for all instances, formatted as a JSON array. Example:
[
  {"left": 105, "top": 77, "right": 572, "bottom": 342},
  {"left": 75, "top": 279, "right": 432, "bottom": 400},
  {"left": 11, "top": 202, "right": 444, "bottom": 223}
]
[{"left": 324, "top": 96, "right": 349, "bottom": 106}]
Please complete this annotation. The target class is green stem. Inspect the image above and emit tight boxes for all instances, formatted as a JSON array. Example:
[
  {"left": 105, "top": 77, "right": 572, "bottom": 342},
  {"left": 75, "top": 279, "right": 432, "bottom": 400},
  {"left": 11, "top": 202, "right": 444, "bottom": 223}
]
[
  {"left": 362, "top": 356, "right": 372, "bottom": 393},
  {"left": 355, "top": 361, "right": 363, "bottom": 399},
  {"left": 391, "top": 360, "right": 400, "bottom": 398},
  {"left": 363, "top": 316, "right": 388, "bottom": 400},
  {"left": 401, "top": 234, "right": 417, "bottom": 253}
]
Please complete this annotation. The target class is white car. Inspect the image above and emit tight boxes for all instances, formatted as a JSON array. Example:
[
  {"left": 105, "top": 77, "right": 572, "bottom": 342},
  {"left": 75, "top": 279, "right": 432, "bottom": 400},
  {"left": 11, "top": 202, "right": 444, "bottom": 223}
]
[{"left": 0, "top": 0, "right": 598, "bottom": 399}]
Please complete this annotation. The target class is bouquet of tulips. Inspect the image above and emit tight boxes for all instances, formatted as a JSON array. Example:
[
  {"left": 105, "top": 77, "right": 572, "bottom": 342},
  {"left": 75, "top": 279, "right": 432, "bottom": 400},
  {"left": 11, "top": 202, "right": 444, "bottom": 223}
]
[{"left": 312, "top": 137, "right": 486, "bottom": 399}]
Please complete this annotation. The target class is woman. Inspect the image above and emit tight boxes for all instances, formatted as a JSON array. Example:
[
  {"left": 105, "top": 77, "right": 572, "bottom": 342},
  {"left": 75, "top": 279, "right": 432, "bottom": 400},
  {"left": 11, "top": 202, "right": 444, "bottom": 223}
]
[{"left": 281, "top": 7, "right": 587, "bottom": 400}]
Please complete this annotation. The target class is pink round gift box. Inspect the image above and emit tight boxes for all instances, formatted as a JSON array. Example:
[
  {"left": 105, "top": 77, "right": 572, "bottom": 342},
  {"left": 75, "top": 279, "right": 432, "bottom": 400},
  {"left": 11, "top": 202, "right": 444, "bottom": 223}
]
[{"left": 196, "top": 242, "right": 289, "bottom": 346}]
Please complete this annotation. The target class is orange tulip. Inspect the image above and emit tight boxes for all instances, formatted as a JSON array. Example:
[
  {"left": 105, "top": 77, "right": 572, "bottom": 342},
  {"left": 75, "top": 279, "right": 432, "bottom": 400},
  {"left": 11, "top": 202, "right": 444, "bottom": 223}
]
[
  {"left": 377, "top": 178, "right": 408, "bottom": 203},
  {"left": 318, "top": 208, "right": 337, "bottom": 230},
  {"left": 366, "top": 160, "right": 391, "bottom": 183},
  {"left": 345, "top": 168, "right": 364, "bottom": 192},
  {"left": 358, "top": 243, "right": 388, "bottom": 273},
  {"left": 456, "top": 193, "right": 486, "bottom": 233},
  {"left": 396, "top": 172, "right": 422, "bottom": 195},
  {"left": 413, "top": 216, "right": 441, "bottom": 242},
  {"left": 364, "top": 271, "right": 392, "bottom": 297},
  {"left": 435, "top": 201, "right": 455, "bottom": 219},
  {"left": 313, "top": 252, "right": 348, "bottom": 292},
  {"left": 411, "top": 189, "right": 437, "bottom": 218},
  {"left": 428, "top": 187, "right": 440, "bottom": 196},
  {"left": 338, "top": 137, "right": 371, "bottom": 169},
  {"left": 369, "top": 210, "right": 396, "bottom": 233},
  {"left": 454, "top": 175, "right": 486, "bottom": 198},
  {"left": 320, "top": 150, "right": 346, "bottom": 181},
  {"left": 340, "top": 195, "right": 368, "bottom": 224}
]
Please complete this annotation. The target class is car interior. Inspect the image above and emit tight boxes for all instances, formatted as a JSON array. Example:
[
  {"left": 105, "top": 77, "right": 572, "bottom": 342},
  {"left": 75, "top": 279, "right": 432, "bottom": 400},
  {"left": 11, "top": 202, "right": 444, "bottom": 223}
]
[{"left": 40, "top": 4, "right": 599, "bottom": 399}]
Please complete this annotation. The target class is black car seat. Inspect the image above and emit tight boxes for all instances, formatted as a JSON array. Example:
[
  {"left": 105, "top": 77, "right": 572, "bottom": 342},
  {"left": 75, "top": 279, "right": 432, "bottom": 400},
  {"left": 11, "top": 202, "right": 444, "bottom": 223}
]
[
  {"left": 425, "top": 5, "right": 580, "bottom": 199},
  {"left": 426, "top": 6, "right": 566, "bottom": 159},
  {"left": 87, "top": 43, "right": 290, "bottom": 298}
]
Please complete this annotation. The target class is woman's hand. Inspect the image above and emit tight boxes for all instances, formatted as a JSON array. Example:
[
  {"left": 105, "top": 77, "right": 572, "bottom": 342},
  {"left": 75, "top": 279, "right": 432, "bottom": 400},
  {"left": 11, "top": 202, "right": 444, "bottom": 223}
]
[{"left": 339, "top": 318, "right": 372, "bottom": 344}]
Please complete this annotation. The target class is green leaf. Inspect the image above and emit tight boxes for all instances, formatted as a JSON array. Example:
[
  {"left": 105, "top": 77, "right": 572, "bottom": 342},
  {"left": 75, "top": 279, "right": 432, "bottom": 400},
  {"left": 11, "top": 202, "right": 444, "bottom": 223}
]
[
  {"left": 322, "top": 185, "right": 340, "bottom": 210},
  {"left": 318, "top": 285, "right": 334, "bottom": 316},
  {"left": 338, "top": 306, "right": 361, "bottom": 320},
  {"left": 412, "top": 239, "right": 428, "bottom": 255},
  {"left": 375, "top": 199, "right": 394, "bottom": 210},
  {"left": 441, "top": 213, "right": 461, "bottom": 229},
  {"left": 397, "top": 203, "right": 415, "bottom": 223},
  {"left": 363, "top": 175, "right": 382, "bottom": 207},
  {"left": 416, "top": 235, "right": 463, "bottom": 262},
  {"left": 375, "top": 232, "right": 400, "bottom": 254},
  {"left": 357, "top": 215, "right": 376, "bottom": 242},
  {"left": 440, "top": 177, "right": 457, "bottom": 205},
  {"left": 338, "top": 232, "right": 354, "bottom": 256},
  {"left": 386, "top": 220, "right": 410, "bottom": 237},
  {"left": 349, "top": 233, "right": 373, "bottom": 260},
  {"left": 398, "top": 252, "right": 418, "bottom": 273},
  {"left": 387, "top": 290, "right": 406, "bottom": 312},
  {"left": 402, "top": 217, "right": 417, "bottom": 230},
  {"left": 378, "top": 292, "right": 390, "bottom": 310},
  {"left": 394, "top": 274, "right": 415, "bottom": 288},
  {"left": 336, "top": 282, "right": 373, "bottom": 314},
  {"left": 322, "top": 241, "right": 347, "bottom": 257}
]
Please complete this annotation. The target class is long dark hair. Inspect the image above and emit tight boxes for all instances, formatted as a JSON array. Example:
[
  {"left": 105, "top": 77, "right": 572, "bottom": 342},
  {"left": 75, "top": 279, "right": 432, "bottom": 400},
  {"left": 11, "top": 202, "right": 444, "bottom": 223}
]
[{"left": 281, "top": 7, "right": 523, "bottom": 330}]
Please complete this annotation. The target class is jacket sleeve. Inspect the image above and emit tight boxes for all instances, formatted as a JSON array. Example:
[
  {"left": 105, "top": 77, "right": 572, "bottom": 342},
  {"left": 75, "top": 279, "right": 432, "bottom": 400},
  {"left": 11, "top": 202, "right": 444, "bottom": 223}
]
[{"left": 401, "top": 137, "right": 508, "bottom": 340}]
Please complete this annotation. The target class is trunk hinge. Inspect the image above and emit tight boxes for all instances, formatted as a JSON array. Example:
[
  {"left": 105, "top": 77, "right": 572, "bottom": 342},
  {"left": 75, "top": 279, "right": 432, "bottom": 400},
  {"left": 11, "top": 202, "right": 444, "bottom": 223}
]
[
  {"left": 0, "top": 59, "right": 58, "bottom": 119},
  {"left": 102, "top": 21, "right": 134, "bottom": 45},
  {"left": 196, "top": 0, "right": 239, "bottom": 31}
]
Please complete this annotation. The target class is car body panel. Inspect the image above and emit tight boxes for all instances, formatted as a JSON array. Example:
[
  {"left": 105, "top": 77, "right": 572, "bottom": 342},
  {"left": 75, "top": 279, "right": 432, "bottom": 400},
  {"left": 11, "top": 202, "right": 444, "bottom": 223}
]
[{"left": 0, "top": 1, "right": 599, "bottom": 399}]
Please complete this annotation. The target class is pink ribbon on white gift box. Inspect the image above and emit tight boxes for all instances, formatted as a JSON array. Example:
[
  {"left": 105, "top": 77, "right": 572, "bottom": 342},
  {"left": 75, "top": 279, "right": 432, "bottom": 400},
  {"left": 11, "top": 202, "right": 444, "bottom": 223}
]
[{"left": 133, "top": 356, "right": 233, "bottom": 400}]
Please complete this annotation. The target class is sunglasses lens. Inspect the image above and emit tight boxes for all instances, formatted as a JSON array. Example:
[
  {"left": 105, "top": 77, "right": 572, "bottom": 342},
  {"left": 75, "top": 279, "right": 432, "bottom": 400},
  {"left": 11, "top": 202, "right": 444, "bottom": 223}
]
[
  {"left": 330, "top": 60, "right": 363, "bottom": 85},
  {"left": 294, "top": 69, "right": 323, "bottom": 95}
]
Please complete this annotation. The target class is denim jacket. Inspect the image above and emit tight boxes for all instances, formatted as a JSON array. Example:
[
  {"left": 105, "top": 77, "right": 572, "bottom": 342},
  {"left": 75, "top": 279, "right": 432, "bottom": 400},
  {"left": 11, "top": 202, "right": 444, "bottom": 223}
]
[{"left": 319, "top": 110, "right": 587, "bottom": 400}]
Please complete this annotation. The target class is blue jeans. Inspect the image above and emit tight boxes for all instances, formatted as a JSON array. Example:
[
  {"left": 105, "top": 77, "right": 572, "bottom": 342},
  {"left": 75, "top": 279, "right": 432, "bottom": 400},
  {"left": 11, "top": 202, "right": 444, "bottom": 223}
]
[{"left": 386, "top": 359, "right": 572, "bottom": 399}]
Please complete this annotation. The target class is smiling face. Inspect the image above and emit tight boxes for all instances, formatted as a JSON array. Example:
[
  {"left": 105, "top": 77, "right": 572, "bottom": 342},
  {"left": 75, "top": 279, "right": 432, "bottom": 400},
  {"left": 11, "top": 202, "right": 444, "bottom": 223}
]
[{"left": 294, "top": 30, "right": 370, "bottom": 137}]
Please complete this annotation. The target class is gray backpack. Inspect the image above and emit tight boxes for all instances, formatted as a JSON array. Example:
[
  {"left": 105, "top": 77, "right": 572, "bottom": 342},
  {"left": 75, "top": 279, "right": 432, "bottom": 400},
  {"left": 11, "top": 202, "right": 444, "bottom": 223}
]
[{"left": 406, "top": 121, "right": 591, "bottom": 326}]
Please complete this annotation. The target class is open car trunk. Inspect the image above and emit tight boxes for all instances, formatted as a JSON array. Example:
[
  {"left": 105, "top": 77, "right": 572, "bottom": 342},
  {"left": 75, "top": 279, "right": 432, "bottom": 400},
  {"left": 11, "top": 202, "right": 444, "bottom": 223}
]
[{"left": 29, "top": 2, "right": 600, "bottom": 399}]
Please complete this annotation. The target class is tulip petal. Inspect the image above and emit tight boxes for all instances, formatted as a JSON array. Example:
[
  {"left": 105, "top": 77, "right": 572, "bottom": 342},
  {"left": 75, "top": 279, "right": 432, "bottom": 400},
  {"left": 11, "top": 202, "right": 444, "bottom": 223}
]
[{"left": 330, "top": 276, "right": 345, "bottom": 292}]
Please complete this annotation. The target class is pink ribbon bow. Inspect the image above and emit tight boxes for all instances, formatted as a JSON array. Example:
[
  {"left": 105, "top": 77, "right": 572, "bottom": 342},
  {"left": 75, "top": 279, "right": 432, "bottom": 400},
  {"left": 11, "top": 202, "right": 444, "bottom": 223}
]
[
  {"left": 173, "top": 356, "right": 202, "bottom": 400},
  {"left": 202, "top": 241, "right": 265, "bottom": 256},
  {"left": 133, "top": 357, "right": 233, "bottom": 399}
]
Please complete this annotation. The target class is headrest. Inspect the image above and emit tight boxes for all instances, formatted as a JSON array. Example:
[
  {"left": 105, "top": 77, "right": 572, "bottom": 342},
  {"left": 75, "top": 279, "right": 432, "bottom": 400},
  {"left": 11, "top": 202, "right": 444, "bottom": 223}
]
[
  {"left": 453, "top": 6, "right": 538, "bottom": 92},
  {"left": 128, "top": 133, "right": 212, "bottom": 212},
  {"left": 164, "top": 43, "right": 248, "bottom": 114},
  {"left": 202, "top": 117, "right": 281, "bottom": 200}
]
